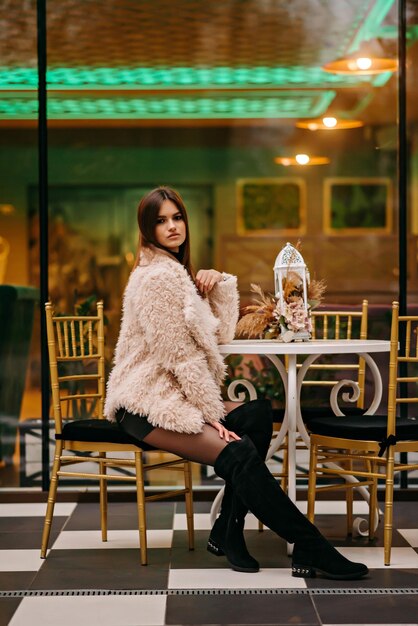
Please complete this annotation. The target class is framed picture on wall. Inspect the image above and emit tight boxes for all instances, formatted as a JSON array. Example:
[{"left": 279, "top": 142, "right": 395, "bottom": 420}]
[
  {"left": 324, "top": 177, "right": 393, "bottom": 235},
  {"left": 237, "top": 178, "right": 306, "bottom": 236}
]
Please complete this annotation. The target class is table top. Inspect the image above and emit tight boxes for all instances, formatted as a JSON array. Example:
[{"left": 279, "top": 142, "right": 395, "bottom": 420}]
[{"left": 219, "top": 339, "right": 391, "bottom": 355}]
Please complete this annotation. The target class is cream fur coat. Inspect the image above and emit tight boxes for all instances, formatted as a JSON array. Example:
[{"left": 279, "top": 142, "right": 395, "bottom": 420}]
[{"left": 104, "top": 246, "right": 239, "bottom": 433}]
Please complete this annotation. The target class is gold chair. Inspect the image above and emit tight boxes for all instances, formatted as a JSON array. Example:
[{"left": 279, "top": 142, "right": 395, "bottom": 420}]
[
  {"left": 41, "top": 301, "right": 194, "bottom": 565},
  {"left": 307, "top": 301, "right": 418, "bottom": 565},
  {"left": 305, "top": 299, "right": 369, "bottom": 412}
]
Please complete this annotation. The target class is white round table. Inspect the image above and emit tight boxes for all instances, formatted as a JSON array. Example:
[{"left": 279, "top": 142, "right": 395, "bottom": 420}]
[{"left": 211, "top": 339, "right": 391, "bottom": 534}]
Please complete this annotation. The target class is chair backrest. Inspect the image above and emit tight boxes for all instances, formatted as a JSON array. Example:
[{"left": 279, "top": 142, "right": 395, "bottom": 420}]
[
  {"left": 301, "top": 300, "right": 368, "bottom": 408},
  {"left": 387, "top": 301, "right": 418, "bottom": 435},
  {"left": 45, "top": 301, "right": 105, "bottom": 435}
]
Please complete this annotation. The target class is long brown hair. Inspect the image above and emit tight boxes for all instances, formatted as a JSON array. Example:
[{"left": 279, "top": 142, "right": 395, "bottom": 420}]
[{"left": 133, "top": 186, "right": 194, "bottom": 278}]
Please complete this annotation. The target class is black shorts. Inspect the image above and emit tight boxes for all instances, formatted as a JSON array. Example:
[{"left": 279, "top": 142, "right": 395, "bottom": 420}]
[{"left": 115, "top": 408, "right": 156, "bottom": 444}]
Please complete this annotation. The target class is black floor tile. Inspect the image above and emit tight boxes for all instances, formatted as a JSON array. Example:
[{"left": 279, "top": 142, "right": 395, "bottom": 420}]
[
  {"left": 65, "top": 501, "right": 175, "bottom": 530},
  {"left": 171, "top": 531, "right": 227, "bottom": 569},
  {"left": 0, "top": 530, "right": 60, "bottom": 550},
  {"left": 313, "top": 593, "right": 418, "bottom": 623},
  {"left": 0, "top": 598, "right": 22, "bottom": 626},
  {"left": 0, "top": 516, "right": 67, "bottom": 534},
  {"left": 392, "top": 501, "right": 418, "bottom": 529},
  {"left": 313, "top": 515, "right": 411, "bottom": 548},
  {"left": 166, "top": 594, "right": 320, "bottom": 625},
  {"left": 0, "top": 572, "right": 37, "bottom": 591},
  {"left": 305, "top": 567, "right": 418, "bottom": 589},
  {"left": 171, "top": 530, "right": 290, "bottom": 569},
  {"left": 29, "top": 548, "right": 170, "bottom": 590}
]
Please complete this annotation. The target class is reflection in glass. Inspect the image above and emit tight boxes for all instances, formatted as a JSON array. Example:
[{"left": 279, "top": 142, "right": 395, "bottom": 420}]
[{"left": 1, "top": 0, "right": 415, "bottom": 490}]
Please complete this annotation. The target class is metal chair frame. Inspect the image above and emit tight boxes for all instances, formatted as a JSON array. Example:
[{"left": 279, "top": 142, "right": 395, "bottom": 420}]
[
  {"left": 305, "top": 299, "right": 369, "bottom": 408},
  {"left": 307, "top": 301, "right": 418, "bottom": 565},
  {"left": 41, "top": 301, "right": 194, "bottom": 565}
]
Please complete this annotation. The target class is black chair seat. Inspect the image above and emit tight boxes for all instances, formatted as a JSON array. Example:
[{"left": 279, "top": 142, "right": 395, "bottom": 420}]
[
  {"left": 308, "top": 414, "right": 418, "bottom": 442},
  {"left": 272, "top": 406, "right": 366, "bottom": 424},
  {"left": 301, "top": 406, "right": 366, "bottom": 423},
  {"left": 57, "top": 419, "right": 156, "bottom": 451}
]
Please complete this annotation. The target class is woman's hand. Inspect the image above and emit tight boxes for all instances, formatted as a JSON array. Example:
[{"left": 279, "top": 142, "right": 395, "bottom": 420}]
[
  {"left": 195, "top": 269, "right": 223, "bottom": 295},
  {"left": 211, "top": 421, "right": 241, "bottom": 442}
]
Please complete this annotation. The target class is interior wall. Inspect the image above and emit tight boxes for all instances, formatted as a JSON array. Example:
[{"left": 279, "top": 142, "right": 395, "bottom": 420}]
[{"left": 1, "top": 125, "right": 415, "bottom": 304}]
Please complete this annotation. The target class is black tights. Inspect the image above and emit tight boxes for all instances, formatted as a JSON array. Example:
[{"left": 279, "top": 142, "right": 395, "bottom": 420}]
[
  {"left": 143, "top": 424, "right": 229, "bottom": 466},
  {"left": 118, "top": 399, "right": 272, "bottom": 466}
]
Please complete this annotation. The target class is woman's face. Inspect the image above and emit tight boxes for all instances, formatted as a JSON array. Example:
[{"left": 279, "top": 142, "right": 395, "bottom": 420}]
[{"left": 154, "top": 199, "right": 187, "bottom": 252}]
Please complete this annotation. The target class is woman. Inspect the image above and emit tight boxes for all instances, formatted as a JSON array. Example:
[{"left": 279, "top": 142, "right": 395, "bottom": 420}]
[{"left": 105, "top": 186, "right": 368, "bottom": 580}]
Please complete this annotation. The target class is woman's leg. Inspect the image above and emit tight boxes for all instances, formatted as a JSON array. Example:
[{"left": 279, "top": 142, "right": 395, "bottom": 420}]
[
  {"left": 142, "top": 424, "right": 228, "bottom": 465},
  {"left": 123, "top": 416, "right": 368, "bottom": 579},
  {"left": 207, "top": 400, "right": 273, "bottom": 572},
  {"left": 121, "top": 405, "right": 271, "bottom": 572},
  {"left": 214, "top": 436, "right": 368, "bottom": 580}
]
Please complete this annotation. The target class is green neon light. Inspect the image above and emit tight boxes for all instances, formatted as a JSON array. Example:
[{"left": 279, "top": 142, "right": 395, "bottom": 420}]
[
  {"left": 348, "top": 0, "right": 395, "bottom": 52},
  {"left": 377, "top": 24, "right": 418, "bottom": 42},
  {"left": 0, "top": 66, "right": 384, "bottom": 90},
  {"left": 344, "top": 1, "right": 376, "bottom": 55},
  {"left": 0, "top": 90, "right": 336, "bottom": 120},
  {"left": 372, "top": 71, "right": 393, "bottom": 87}
]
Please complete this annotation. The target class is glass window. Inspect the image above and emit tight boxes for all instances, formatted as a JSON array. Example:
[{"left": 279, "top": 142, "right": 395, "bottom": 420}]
[{"left": 2, "top": 1, "right": 417, "bottom": 491}]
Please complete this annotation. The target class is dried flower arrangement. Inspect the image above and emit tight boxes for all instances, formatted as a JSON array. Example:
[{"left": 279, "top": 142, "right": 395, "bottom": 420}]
[{"left": 236, "top": 246, "right": 326, "bottom": 342}]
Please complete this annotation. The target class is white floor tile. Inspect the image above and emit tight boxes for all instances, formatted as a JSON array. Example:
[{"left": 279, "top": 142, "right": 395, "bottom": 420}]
[
  {"left": 297, "top": 500, "right": 372, "bottom": 515},
  {"left": 398, "top": 528, "right": 418, "bottom": 547},
  {"left": 339, "top": 546, "right": 418, "bottom": 569},
  {"left": 51, "top": 529, "right": 173, "bottom": 550},
  {"left": 0, "top": 550, "right": 44, "bottom": 572},
  {"left": 0, "top": 502, "right": 76, "bottom": 517},
  {"left": 168, "top": 568, "right": 307, "bottom": 589},
  {"left": 9, "top": 595, "right": 166, "bottom": 626}
]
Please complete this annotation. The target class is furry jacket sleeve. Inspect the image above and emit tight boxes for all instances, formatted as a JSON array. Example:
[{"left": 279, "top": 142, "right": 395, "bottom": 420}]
[
  {"left": 207, "top": 274, "right": 240, "bottom": 344},
  {"left": 135, "top": 265, "right": 226, "bottom": 426}
]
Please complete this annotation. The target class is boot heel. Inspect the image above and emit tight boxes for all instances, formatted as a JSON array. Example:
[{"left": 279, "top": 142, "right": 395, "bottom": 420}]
[
  {"left": 292, "top": 564, "right": 316, "bottom": 578},
  {"left": 207, "top": 538, "right": 225, "bottom": 557}
]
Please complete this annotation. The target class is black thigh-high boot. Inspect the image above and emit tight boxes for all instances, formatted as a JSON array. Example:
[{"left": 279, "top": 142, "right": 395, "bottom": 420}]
[
  {"left": 207, "top": 399, "right": 273, "bottom": 572},
  {"left": 214, "top": 436, "right": 368, "bottom": 580}
]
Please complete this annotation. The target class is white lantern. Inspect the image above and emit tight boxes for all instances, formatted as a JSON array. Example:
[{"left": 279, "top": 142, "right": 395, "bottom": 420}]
[{"left": 273, "top": 242, "right": 311, "bottom": 341}]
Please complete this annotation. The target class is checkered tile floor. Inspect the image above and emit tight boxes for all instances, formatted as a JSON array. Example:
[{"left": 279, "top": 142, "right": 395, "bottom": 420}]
[{"left": 0, "top": 499, "right": 417, "bottom": 625}]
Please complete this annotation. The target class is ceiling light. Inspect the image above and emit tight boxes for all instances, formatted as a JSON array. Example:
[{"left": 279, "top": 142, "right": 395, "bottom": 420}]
[
  {"left": 295, "top": 154, "right": 310, "bottom": 165},
  {"left": 296, "top": 117, "right": 364, "bottom": 130},
  {"left": 0, "top": 204, "right": 15, "bottom": 215},
  {"left": 322, "top": 55, "right": 397, "bottom": 75},
  {"left": 322, "top": 116, "right": 337, "bottom": 128},
  {"left": 274, "top": 155, "right": 330, "bottom": 166},
  {"left": 354, "top": 57, "right": 372, "bottom": 71},
  {"left": 322, "top": 37, "right": 397, "bottom": 75}
]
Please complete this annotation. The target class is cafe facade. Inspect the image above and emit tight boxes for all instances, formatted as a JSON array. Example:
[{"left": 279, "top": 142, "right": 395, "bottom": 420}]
[{"left": 0, "top": 0, "right": 417, "bottom": 493}]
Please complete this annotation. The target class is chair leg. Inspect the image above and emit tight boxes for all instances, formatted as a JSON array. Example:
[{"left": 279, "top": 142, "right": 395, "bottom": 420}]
[
  {"left": 345, "top": 457, "right": 354, "bottom": 536},
  {"left": 368, "top": 463, "right": 378, "bottom": 542},
  {"left": 99, "top": 452, "right": 108, "bottom": 542},
  {"left": 281, "top": 435, "right": 289, "bottom": 492},
  {"left": 40, "top": 440, "right": 62, "bottom": 558},
  {"left": 307, "top": 441, "right": 318, "bottom": 523},
  {"left": 384, "top": 453, "right": 395, "bottom": 566},
  {"left": 134, "top": 451, "right": 148, "bottom": 565},
  {"left": 183, "top": 461, "right": 195, "bottom": 551}
]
